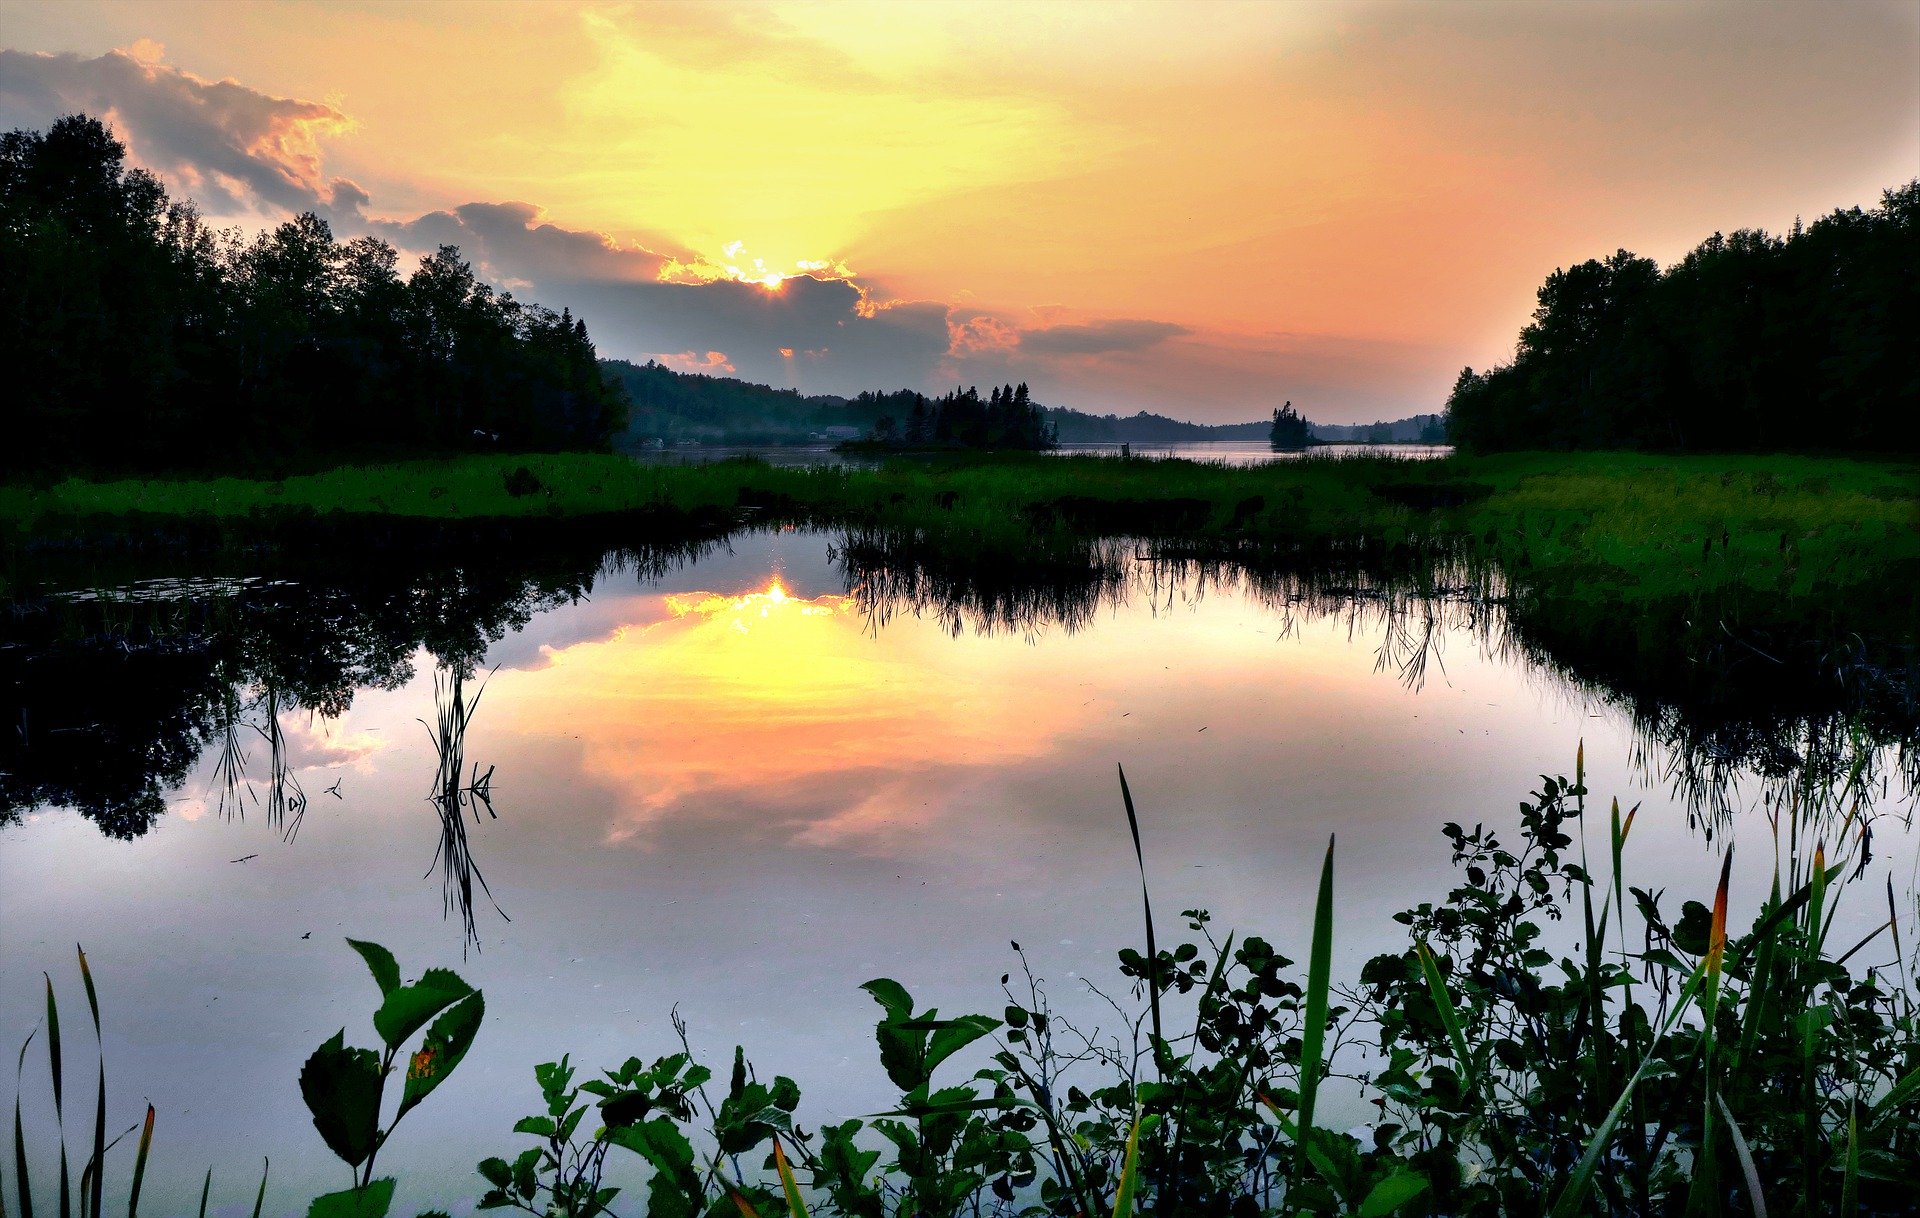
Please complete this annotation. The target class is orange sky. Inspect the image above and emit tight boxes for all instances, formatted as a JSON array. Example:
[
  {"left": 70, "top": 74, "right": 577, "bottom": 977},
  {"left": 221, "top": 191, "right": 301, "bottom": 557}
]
[{"left": 2, "top": 0, "right": 1915, "bottom": 421}]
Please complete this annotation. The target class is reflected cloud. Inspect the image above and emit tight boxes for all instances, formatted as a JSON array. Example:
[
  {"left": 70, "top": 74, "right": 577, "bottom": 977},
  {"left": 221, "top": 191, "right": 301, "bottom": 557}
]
[
  {"left": 494, "top": 577, "right": 1102, "bottom": 853},
  {"left": 278, "top": 715, "right": 387, "bottom": 772}
]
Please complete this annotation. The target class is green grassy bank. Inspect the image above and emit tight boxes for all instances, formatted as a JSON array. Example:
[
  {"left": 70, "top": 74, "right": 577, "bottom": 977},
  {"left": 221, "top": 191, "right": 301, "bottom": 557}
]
[{"left": 6, "top": 450, "right": 1916, "bottom": 631}]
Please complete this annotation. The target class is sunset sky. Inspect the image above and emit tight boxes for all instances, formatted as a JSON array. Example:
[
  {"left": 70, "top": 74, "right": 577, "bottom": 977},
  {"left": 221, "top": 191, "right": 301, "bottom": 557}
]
[{"left": 2, "top": 0, "right": 1915, "bottom": 423}]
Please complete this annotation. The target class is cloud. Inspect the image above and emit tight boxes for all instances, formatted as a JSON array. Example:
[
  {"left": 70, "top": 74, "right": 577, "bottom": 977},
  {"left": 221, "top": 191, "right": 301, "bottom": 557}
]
[
  {"left": 1017, "top": 318, "right": 1190, "bottom": 357},
  {"left": 945, "top": 312, "right": 1021, "bottom": 358},
  {"left": 653, "top": 350, "right": 736, "bottom": 375},
  {"left": 370, "top": 200, "right": 673, "bottom": 284},
  {"left": 0, "top": 46, "right": 362, "bottom": 217}
]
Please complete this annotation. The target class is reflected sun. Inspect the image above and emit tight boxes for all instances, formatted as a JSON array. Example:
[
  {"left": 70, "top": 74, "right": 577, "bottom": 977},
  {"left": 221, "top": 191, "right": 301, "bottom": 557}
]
[{"left": 490, "top": 573, "right": 1100, "bottom": 851}]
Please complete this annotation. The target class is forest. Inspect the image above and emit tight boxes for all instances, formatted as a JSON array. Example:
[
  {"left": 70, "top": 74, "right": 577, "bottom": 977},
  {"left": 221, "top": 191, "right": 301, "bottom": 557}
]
[
  {"left": 1444, "top": 180, "right": 1919, "bottom": 453},
  {"left": 0, "top": 114, "right": 624, "bottom": 476},
  {"left": 600, "top": 357, "right": 862, "bottom": 443},
  {"left": 855, "top": 383, "right": 1056, "bottom": 449}
]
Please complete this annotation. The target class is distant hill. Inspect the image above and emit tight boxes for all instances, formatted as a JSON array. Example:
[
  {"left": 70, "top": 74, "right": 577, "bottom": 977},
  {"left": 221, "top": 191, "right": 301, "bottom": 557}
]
[
  {"left": 1047, "top": 407, "right": 1445, "bottom": 446},
  {"left": 602, "top": 359, "right": 1446, "bottom": 447},
  {"left": 1045, "top": 409, "right": 1268, "bottom": 443},
  {"left": 1310, "top": 414, "right": 1447, "bottom": 444},
  {"left": 601, "top": 359, "right": 865, "bottom": 444}
]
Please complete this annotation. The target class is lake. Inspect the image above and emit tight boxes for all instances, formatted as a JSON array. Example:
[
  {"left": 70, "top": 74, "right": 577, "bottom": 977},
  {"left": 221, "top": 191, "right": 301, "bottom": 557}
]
[
  {"left": 621, "top": 441, "right": 1453, "bottom": 468},
  {"left": 1, "top": 526, "right": 1911, "bottom": 1211}
]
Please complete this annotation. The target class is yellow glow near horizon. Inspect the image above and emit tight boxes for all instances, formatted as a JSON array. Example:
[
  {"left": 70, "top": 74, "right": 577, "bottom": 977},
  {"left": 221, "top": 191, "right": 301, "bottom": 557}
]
[{"left": 545, "top": 8, "right": 1091, "bottom": 278}]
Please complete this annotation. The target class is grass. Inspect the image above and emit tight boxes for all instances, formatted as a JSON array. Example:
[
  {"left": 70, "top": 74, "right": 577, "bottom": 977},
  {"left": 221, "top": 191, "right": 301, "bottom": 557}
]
[{"left": 6, "top": 449, "right": 1913, "bottom": 619}]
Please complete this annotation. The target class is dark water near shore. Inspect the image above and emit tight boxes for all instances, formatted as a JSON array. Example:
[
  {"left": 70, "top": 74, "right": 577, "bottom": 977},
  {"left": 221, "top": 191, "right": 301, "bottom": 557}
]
[{"left": 1, "top": 527, "right": 1912, "bottom": 1211}]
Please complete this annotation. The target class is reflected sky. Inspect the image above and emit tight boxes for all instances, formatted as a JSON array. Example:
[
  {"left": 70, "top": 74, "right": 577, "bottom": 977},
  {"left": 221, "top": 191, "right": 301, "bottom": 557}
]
[{"left": 2, "top": 530, "right": 1912, "bottom": 1213}]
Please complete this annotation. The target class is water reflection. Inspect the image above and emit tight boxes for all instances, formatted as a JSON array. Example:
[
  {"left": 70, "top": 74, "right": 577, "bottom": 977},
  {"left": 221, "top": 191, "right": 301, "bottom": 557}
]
[
  {"left": 414, "top": 665, "right": 504, "bottom": 948},
  {"left": 4, "top": 525, "right": 1916, "bottom": 1210},
  {"left": 2, "top": 526, "right": 1914, "bottom": 923}
]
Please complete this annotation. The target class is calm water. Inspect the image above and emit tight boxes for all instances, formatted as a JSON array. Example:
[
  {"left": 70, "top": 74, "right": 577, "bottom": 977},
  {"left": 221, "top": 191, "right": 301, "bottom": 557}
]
[
  {"left": 1, "top": 529, "right": 1910, "bottom": 1211},
  {"left": 620, "top": 440, "right": 1451, "bottom": 467},
  {"left": 1048, "top": 441, "right": 1452, "bottom": 464}
]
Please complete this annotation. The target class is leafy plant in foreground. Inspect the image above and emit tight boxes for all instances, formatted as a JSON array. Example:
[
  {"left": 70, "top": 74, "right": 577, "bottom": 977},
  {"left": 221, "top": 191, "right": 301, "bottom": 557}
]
[{"left": 298, "top": 939, "right": 484, "bottom": 1218}]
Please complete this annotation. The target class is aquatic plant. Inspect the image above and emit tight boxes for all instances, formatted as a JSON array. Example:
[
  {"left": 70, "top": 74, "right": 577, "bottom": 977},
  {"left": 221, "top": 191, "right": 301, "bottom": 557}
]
[{"left": 297, "top": 940, "right": 485, "bottom": 1218}]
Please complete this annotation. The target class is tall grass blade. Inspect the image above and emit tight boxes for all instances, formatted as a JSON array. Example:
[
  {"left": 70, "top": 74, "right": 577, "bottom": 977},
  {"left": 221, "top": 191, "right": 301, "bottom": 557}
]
[
  {"left": 1414, "top": 942, "right": 1474, "bottom": 1090},
  {"left": 126, "top": 1106, "right": 153, "bottom": 1218},
  {"left": 1111, "top": 1109, "right": 1141, "bottom": 1218},
  {"left": 1868, "top": 1063, "right": 1920, "bottom": 1128},
  {"left": 1684, "top": 849, "right": 1734, "bottom": 1218},
  {"left": 1115, "top": 766, "right": 1165, "bottom": 1068},
  {"left": 1294, "top": 834, "right": 1336, "bottom": 1183},
  {"left": 1840, "top": 1102, "right": 1859, "bottom": 1217},
  {"left": 13, "top": 1029, "right": 35, "bottom": 1218},
  {"left": 727, "top": 1190, "right": 763, "bottom": 1218},
  {"left": 74, "top": 950, "right": 101, "bottom": 1218},
  {"left": 250, "top": 1157, "right": 268, "bottom": 1218},
  {"left": 1802, "top": 845, "right": 1828, "bottom": 1209},
  {"left": 771, "top": 1138, "right": 808, "bottom": 1218},
  {"left": 197, "top": 1169, "right": 211, "bottom": 1218},
  {"left": 1715, "top": 1095, "right": 1766, "bottom": 1218},
  {"left": 41, "top": 977, "right": 67, "bottom": 1218}
]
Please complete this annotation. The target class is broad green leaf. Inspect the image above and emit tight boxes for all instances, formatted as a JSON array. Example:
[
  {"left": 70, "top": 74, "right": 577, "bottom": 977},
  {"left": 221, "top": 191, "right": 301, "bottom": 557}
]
[
  {"left": 298, "top": 1031, "right": 384, "bottom": 1168},
  {"left": 345, "top": 941, "right": 401, "bottom": 998},
  {"left": 862, "top": 981, "right": 928, "bottom": 1092},
  {"left": 607, "top": 1116, "right": 697, "bottom": 1179},
  {"left": 306, "top": 1179, "right": 395, "bottom": 1218},
  {"left": 858, "top": 979, "right": 913, "bottom": 1021},
  {"left": 608, "top": 1119, "right": 701, "bottom": 1218},
  {"left": 1358, "top": 1171, "right": 1430, "bottom": 1217},
  {"left": 510, "top": 1148, "right": 539, "bottom": 1201},
  {"left": 372, "top": 969, "right": 474, "bottom": 1051},
  {"left": 395, "top": 991, "right": 484, "bottom": 1122},
  {"left": 924, "top": 1015, "right": 1000, "bottom": 1078}
]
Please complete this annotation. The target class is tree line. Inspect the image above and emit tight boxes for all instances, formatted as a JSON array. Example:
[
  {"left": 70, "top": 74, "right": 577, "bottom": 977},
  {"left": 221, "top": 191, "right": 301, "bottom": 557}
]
[
  {"left": 859, "top": 382, "right": 1056, "bottom": 449},
  {"left": 1445, "top": 181, "right": 1919, "bottom": 453},
  {"left": 1, "top": 114, "right": 624, "bottom": 476},
  {"left": 600, "top": 358, "right": 856, "bottom": 444}
]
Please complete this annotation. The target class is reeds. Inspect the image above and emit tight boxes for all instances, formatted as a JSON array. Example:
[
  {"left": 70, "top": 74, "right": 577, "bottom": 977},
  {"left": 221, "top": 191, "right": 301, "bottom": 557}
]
[
  {"left": 420, "top": 665, "right": 505, "bottom": 950},
  {"left": 8, "top": 948, "right": 152, "bottom": 1218}
]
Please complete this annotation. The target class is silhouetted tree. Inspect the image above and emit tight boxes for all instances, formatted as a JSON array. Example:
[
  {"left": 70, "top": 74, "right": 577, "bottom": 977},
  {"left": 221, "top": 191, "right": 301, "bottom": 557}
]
[
  {"left": 0, "top": 113, "right": 626, "bottom": 475},
  {"left": 1269, "top": 400, "right": 1311, "bottom": 450},
  {"left": 1446, "top": 182, "right": 1920, "bottom": 453},
  {"left": 856, "top": 382, "right": 1055, "bottom": 450}
]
